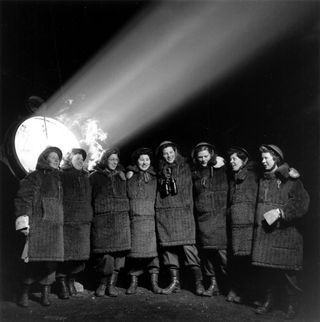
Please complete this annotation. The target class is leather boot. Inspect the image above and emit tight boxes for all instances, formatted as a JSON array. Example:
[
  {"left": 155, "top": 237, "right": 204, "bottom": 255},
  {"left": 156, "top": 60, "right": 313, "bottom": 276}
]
[
  {"left": 95, "top": 277, "right": 108, "bottom": 297},
  {"left": 41, "top": 285, "right": 51, "bottom": 306},
  {"left": 150, "top": 273, "right": 162, "bottom": 294},
  {"left": 107, "top": 272, "right": 119, "bottom": 297},
  {"left": 192, "top": 267, "right": 205, "bottom": 296},
  {"left": 285, "top": 294, "right": 299, "bottom": 320},
  {"left": 162, "top": 269, "right": 181, "bottom": 295},
  {"left": 255, "top": 288, "right": 273, "bottom": 315},
  {"left": 17, "top": 284, "right": 29, "bottom": 307},
  {"left": 203, "top": 276, "right": 219, "bottom": 297},
  {"left": 57, "top": 277, "right": 69, "bottom": 299},
  {"left": 67, "top": 278, "right": 77, "bottom": 296},
  {"left": 126, "top": 275, "right": 138, "bottom": 295},
  {"left": 226, "top": 288, "right": 243, "bottom": 304},
  {"left": 286, "top": 303, "right": 299, "bottom": 320}
]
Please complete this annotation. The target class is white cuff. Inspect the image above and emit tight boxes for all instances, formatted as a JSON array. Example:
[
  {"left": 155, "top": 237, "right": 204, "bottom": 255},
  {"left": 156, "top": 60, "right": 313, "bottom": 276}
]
[{"left": 15, "top": 216, "right": 29, "bottom": 231}]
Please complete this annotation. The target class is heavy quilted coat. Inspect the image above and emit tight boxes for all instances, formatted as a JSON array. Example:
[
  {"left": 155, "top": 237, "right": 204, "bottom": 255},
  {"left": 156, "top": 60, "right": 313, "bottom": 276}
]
[
  {"left": 15, "top": 148, "right": 64, "bottom": 261},
  {"left": 90, "top": 165, "right": 131, "bottom": 253},
  {"left": 252, "top": 164, "right": 309, "bottom": 270},
  {"left": 61, "top": 167, "right": 93, "bottom": 260},
  {"left": 192, "top": 158, "right": 229, "bottom": 250},
  {"left": 228, "top": 162, "right": 259, "bottom": 256},
  {"left": 155, "top": 155, "right": 196, "bottom": 246},
  {"left": 126, "top": 165, "right": 157, "bottom": 258}
]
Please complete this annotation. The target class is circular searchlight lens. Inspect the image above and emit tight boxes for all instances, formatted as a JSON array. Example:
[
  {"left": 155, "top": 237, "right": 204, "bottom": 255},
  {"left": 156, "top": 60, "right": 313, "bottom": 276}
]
[{"left": 4, "top": 116, "right": 80, "bottom": 178}]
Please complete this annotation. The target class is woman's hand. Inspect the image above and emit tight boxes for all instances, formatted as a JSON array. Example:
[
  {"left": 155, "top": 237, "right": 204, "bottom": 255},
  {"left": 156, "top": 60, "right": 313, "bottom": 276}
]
[{"left": 20, "top": 227, "right": 30, "bottom": 236}]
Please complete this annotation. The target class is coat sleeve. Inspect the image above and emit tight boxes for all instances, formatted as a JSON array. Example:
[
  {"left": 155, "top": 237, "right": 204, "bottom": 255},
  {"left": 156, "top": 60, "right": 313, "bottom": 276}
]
[
  {"left": 281, "top": 179, "right": 310, "bottom": 222},
  {"left": 14, "top": 172, "right": 40, "bottom": 218}
]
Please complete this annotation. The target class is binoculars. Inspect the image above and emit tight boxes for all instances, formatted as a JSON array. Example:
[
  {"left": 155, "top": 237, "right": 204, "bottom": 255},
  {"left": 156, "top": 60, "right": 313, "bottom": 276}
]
[{"left": 161, "top": 177, "right": 178, "bottom": 197}]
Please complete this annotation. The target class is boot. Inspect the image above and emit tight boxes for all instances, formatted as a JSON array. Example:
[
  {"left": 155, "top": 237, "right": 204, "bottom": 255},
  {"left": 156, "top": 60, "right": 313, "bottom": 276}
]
[
  {"left": 192, "top": 267, "right": 205, "bottom": 296},
  {"left": 126, "top": 275, "right": 138, "bottom": 295},
  {"left": 67, "top": 278, "right": 77, "bottom": 296},
  {"left": 95, "top": 277, "right": 108, "bottom": 297},
  {"left": 107, "top": 272, "right": 119, "bottom": 297},
  {"left": 17, "top": 284, "right": 29, "bottom": 307},
  {"left": 285, "top": 294, "right": 299, "bottom": 320},
  {"left": 226, "top": 289, "right": 237, "bottom": 302},
  {"left": 162, "top": 269, "right": 181, "bottom": 295},
  {"left": 150, "top": 273, "right": 162, "bottom": 294},
  {"left": 254, "top": 288, "right": 273, "bottom": 315},
  {"left": 41, "top": 285, "right": 51, "bottom": 306},
  {"left": 203, "top": 276, "right": 219, "bottom": 297},
  {"left": 286, "top": 304, "right": 297, "bottom": 320},
  {"left": 57, "top": 277, "right": 69, "bottom": 299}
]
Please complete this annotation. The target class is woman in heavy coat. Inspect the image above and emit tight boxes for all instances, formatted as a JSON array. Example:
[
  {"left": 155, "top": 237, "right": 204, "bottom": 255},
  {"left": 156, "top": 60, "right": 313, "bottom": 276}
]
[
  {"left": 252, "top": 144, "right": 309, "bottom": 319},
  {"left": 226, "top": 146, "right": 259, "bottom": 303},
  {"left": 125, "top": 147, "right": 162, "bottom": 295},
  {"left": 90, "top": 148, "right": 131, "bottom": 297},
  {"left": 155, "top": 141, "right": 204, "bottom": 296},
  {"left": 15, "top": 146, "right": 64, "bottom": 307},
  {"left": 192, "top": 142, "right": 229, "bottom": 297},
  {"left": 56, "top": 148, "right": 93, "bottom": 299}
]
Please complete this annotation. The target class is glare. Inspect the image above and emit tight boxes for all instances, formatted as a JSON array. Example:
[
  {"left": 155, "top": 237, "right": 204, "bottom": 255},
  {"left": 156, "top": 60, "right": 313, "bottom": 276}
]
[{"left": 15, "top": 116, "right": 80, "bottom": 172}]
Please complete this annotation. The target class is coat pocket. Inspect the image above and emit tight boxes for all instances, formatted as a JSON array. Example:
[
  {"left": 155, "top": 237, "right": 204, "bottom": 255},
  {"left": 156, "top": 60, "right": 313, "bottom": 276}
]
[{"left": 41, "top": 197, "right": 63, "bottom": 223}]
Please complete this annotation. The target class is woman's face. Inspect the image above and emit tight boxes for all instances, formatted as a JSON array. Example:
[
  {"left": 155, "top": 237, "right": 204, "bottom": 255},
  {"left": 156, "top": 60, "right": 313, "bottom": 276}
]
[
  {"left": 196, "top": 149, "right": 212, "bottom": 167},
  {"left": 107, "top": 153, "right": 119, "bottom": 170},
  {"left": 230, "top": 153, "right": 244, "bottom": 172},
  {"left": 137, "top": 154, "right": 151, "bottom": 171},
  {"left": 162, "top": 146, "right": 176, "bottom": 164},
  {"left": 71, "top": 153, "right": 84, "bottom": 170},
  {"left": 47, "top": 152, "right": 60, "bottom": 169},
  {"left": 261, "top": 152, "right": 276, "bottom": 171}
]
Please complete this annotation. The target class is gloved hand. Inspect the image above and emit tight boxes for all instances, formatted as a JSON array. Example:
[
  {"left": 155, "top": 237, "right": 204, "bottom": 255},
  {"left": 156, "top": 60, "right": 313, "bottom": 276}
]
[{"left": 263, "top": 209, "right": 282, "bottom": 225}]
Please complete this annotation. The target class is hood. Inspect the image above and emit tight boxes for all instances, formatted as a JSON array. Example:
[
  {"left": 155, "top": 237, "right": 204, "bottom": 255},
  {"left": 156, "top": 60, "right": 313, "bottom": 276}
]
[{"left": 36, "top": 146, "right": 62, "bottom": 171}]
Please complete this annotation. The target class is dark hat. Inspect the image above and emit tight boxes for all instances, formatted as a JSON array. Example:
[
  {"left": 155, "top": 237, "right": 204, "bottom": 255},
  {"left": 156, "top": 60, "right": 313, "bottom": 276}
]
[
  {"left": 71, "top": 148, "right": 87, "bottom": 161},
  {"left": 227, "top": 146, "right": 249, "bottom": 158},
  {"left": 42, "top": 146, "right": 63, "bottom": 161},
  {"left": 131, "top": 147, "right": 153, "bottom": 164},
  {"left": 155, "top": 140, "right": 177, "bottom": 156},
  {"left": 260, "top": 144, "right": 284, "bottom": 160},
  {"left": 191, "top": 142, "right": 215, "bottom": 159}
]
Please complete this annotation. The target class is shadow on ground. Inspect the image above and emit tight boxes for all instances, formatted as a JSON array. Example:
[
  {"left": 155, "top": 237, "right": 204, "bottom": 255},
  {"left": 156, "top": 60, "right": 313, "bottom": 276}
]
[{"left": 1, "top": 286, "right": 319, "bottom": 322}]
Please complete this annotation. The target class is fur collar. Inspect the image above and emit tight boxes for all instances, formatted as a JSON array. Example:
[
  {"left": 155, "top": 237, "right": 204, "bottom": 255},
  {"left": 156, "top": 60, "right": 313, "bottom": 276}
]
[
  {"left": 264, "top": 163, "right": 300, "bottom": 181},
  {"left": 62, "top": 167, "right": 89, "bottom": 175},
  {"left": 213, "top": 156, "right": 225, "bottom": 168},
  {"left": 234, "top": 161, "right": 257, "bottom": 182},
  {"left": 158, "top": 154, "right": 186, "bottom": 172},
  {"left": 94, "top": 164, "right": 126, "bottom": 181},
  {"left": 126, "top": 165, "right": 156, "bottom": 180}
]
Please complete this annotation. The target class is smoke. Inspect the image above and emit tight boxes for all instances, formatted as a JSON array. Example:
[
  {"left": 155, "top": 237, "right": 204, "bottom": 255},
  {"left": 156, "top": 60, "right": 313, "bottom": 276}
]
[{"left": 55, "top": 111, "right": 107, "bottom": 170}]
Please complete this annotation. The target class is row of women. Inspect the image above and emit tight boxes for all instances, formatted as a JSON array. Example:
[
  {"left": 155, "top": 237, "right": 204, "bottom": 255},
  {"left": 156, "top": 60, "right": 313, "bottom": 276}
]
[{"left": 14, "top": 141, "right": 309, "bottom": 319}]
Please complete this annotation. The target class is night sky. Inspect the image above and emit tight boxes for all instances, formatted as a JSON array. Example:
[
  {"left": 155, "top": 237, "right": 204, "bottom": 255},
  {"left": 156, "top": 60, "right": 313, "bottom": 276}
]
[{"left": 0, "top": 0, "right": 319, "bottom": 294}]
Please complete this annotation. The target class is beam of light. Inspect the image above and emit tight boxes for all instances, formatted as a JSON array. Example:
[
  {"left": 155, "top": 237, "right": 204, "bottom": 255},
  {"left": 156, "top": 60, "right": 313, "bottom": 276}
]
[{"left": 38, "top": 1, "right": 316, "bottom": 153}]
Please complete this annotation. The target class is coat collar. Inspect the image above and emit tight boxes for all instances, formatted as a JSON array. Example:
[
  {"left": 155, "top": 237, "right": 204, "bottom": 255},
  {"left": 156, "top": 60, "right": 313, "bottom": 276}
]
[{"left": 264, "top": 163, "right": 300, "bottom": 181}]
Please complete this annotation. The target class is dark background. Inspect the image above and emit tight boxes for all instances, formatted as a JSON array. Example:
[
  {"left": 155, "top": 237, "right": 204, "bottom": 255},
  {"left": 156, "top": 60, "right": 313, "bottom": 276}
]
[{"left": 0, "top": 0, "right": 319, "bottom": 309}]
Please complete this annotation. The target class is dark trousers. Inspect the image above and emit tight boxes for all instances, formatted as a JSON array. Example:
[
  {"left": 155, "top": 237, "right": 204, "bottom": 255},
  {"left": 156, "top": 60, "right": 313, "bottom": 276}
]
[
  {"left": 257, "top": 267, "right": 301, "bottom": 305},
  {"left": 22, "top": 261, "right": 58, "bottom": 286},
  {"left": 201, "top": 248, "right": 228, "bottom": 277},
  {"left": 93, "top": 252, "right": 126, "bottom": 277},
  {"left": 127, "top": 257, "right": 160, "bottom": 276},
  {"left": 228, "top": 255, "right": 254, "bottom": 293},
  {"left": 162, "top": 245, "right": 201, "bottom": 269},
  {"left": 56, "top": 260, "right": 86, "bottom": 278}
]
